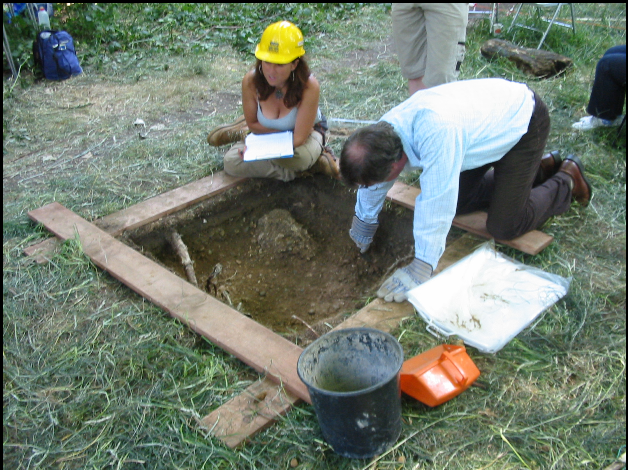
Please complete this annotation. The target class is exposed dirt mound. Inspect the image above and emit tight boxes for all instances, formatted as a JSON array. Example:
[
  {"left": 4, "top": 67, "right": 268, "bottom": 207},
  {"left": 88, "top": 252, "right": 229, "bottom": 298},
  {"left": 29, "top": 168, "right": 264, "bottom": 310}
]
[{"left": 256, "top": 209, "right": 315, "bottom": 260}]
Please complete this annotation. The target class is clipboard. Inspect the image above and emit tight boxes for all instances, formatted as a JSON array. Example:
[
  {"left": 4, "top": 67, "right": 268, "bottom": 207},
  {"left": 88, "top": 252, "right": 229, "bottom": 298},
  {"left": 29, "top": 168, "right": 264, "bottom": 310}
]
[{"left": 243, "top": 131, "right": 294, "bottom": 161}]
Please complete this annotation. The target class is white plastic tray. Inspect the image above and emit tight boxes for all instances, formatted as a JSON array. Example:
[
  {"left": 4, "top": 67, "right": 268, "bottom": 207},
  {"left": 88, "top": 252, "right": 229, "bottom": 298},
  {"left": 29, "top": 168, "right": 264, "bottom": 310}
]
[{"left": 407, "top": 242, "right": 570, "bottom": 353}]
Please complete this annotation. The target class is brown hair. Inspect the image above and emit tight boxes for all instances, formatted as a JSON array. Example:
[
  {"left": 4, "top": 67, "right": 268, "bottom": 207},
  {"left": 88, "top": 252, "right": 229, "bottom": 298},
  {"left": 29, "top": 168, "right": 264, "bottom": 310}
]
[
  {"left": 340, "top": 121, "right": 404, "bottom": 187},
  {"left": 253, "top": 57, "right": 311, "bottom": 109}
]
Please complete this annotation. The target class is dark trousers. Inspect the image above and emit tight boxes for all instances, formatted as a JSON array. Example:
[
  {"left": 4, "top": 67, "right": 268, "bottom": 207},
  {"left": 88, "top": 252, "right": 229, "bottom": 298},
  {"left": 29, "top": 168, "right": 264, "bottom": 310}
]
[
  {"left": 456, "top": 92, "right": 572, "bottom": 240},
  {"left": 587, "top": 45, "right": 626, "bottom": 121}
]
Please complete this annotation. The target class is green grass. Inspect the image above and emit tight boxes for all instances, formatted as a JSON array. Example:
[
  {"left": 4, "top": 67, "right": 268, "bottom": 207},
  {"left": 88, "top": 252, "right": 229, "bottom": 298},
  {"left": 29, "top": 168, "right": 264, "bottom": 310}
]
[{"left": 3, "top": 4, "right": 626, "bottom": 469}]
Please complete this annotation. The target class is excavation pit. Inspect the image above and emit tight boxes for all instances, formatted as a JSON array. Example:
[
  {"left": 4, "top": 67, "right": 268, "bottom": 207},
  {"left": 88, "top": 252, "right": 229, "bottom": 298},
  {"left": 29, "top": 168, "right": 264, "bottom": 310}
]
[{"left": 121, "top": 176, "right": 418, "bottom": 340}]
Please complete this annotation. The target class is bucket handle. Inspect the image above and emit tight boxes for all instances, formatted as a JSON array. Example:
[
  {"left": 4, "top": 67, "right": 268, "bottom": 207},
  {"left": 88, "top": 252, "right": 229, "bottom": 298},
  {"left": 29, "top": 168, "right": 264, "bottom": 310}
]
[{"left": 441, "top": 351, "right": 468, "bottom": 386}]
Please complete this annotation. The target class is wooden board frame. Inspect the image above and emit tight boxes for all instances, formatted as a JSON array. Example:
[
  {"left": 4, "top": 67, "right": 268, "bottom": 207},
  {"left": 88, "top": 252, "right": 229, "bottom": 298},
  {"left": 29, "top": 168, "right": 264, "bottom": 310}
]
[
  {"left": 201, "top": 233, "right": 484, "bottom": 447},
  {"left": 24, "top": 172, "right": 246, "bottom": 263},
  {"left": 27, "top": 173, "right": 552, "bottom": 447},
  {"left": 28, "top": 202, "right": 311, "bottom": 402},
  {"left": 26, "top": 177, "right": 551, "bottom": 262}
]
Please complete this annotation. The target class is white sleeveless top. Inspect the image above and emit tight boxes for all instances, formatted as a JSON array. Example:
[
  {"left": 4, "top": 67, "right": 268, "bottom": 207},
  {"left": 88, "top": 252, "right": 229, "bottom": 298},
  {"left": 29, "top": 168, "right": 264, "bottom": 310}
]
[{"left": 256, "top": 101, "right": 322, "bottom": 131}]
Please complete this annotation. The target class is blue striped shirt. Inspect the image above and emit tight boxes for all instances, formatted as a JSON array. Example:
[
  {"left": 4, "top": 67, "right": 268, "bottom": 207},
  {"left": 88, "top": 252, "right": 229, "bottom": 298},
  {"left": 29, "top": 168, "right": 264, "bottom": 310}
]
[{"left": 355, "top": 78, "right": 535, "bottom": 269}]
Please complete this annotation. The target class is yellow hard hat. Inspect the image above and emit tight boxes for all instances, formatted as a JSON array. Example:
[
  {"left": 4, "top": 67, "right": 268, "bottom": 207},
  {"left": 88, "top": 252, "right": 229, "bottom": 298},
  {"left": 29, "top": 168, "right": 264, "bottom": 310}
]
[{"left": 255, "top": 21, "right": 305, "bottom": 64}]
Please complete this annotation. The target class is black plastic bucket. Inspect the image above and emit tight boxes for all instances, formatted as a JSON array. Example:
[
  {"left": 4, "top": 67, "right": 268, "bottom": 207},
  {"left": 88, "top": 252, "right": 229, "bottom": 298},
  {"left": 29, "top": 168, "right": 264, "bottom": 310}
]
[{"left": 297, "top": 327, "right": 404, "bottom": 459}]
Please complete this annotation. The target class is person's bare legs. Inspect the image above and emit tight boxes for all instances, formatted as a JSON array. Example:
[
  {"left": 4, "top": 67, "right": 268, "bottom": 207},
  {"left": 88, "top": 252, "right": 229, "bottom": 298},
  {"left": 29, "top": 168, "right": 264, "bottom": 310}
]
[{"left": 408, "top": 77, "right": 427, "bottom": 95}]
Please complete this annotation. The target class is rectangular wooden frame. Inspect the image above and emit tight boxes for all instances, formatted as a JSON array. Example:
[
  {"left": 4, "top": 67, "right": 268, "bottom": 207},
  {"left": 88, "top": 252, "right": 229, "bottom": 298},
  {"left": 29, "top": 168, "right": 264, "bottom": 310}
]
[{"left": 27, "top": 172, "right": 553, "bottom": 447}]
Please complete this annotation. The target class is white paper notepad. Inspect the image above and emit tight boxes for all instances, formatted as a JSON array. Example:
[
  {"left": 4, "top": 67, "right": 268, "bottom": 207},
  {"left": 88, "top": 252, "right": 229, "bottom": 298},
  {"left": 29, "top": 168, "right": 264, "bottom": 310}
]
[{"left": 244, "top": 131, "right": 294, "bottom": 161}]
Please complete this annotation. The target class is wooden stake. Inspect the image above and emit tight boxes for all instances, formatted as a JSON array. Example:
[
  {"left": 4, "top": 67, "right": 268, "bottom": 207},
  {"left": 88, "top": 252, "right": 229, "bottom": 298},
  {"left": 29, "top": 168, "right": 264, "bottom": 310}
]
[{"left": 167, "top": 229, "right": 198, "bottom": 287}]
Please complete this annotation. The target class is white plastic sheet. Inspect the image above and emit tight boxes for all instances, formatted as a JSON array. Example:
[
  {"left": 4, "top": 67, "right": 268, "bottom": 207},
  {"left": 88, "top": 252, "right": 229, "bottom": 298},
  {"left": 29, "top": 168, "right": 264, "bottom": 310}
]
[{"left": 407, "top": 241, "right": 570, "bottom": 353}]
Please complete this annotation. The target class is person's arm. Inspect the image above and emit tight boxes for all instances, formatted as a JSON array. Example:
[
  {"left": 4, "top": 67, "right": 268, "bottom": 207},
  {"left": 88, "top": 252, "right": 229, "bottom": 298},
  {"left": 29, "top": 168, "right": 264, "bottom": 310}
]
[
  {"left": 241, "top": 71, "right": 278, "bottom": 135},
  {"left": 412, "top": 126, "right": 464, "bottom": 271},
  {"left": 355, "top": 180, "right": 395, "bottom": 224},
  {"left": 350, "top": 180, "right": 396, "bottom": 252},
  {"left": 353, "top": 178, "right": 435, "bottom": 302},
  {"left": 292, "top": 75, "right": 320, "bottom": 147}
]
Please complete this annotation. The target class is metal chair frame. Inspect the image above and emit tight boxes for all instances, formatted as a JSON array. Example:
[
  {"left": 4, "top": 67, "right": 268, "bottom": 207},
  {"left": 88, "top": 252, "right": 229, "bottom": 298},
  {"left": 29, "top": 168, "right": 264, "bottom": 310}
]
[{"left": 507, "top": 3, "right": 576, "bottom": 49}]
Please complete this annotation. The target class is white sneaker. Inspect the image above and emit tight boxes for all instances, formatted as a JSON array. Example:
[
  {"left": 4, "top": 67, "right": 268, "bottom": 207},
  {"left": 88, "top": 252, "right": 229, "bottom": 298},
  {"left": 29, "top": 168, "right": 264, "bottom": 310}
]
[{"left": 572, "top": 115, "right": 616, "bottom": 131}]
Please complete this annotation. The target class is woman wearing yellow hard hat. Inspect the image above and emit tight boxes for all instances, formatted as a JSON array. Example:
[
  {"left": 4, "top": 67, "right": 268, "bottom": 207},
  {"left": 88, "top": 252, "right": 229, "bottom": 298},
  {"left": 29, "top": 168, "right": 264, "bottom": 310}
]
[{"left": 208, "top": 21, "right": 338, "bottom": 180}]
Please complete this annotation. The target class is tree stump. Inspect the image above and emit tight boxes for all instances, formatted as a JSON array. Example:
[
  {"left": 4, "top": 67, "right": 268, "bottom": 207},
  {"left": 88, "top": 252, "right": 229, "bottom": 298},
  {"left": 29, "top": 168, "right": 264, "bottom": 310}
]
[{"left": 480, "top": 39, "right": 572, "bottom": 78}]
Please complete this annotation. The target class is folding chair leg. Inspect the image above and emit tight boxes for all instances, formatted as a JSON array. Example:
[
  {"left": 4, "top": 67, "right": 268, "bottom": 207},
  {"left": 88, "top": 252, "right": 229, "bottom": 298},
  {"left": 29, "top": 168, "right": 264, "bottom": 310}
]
[
  {"left": 507, "top": 3, "right": 524, "bottom": 34},
  {"left": 509, "top": 3, "right": 576, "bottom": 49},
  {"left": 537, "top": 5, "right": 562, "bottom": 49}
]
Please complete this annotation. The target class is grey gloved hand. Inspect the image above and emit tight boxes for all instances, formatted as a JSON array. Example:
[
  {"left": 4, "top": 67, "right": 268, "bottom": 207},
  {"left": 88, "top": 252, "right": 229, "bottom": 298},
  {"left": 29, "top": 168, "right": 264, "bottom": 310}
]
[
  {"left": 349, "top": 215, "right": 378, "bottom": 253},
  {"left": 377, "top": 258, "right": 433, "bottom": 303}
]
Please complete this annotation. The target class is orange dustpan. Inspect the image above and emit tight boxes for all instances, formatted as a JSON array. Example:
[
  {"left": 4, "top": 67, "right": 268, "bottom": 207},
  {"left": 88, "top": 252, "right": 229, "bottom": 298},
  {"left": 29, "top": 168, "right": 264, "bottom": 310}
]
[{"left": 399, "top": 344, "right": 480, "bottom": 407}]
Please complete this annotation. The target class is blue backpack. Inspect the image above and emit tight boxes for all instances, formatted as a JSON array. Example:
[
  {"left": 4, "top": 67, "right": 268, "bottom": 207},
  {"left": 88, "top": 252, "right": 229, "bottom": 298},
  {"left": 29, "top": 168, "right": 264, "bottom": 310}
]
[{"left": 33, "top": 30, "right": 83, "bottom": 80}]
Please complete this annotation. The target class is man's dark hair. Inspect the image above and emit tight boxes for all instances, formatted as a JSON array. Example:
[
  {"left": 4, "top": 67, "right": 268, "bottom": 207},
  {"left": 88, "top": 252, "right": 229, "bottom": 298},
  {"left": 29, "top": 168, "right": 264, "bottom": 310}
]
[{"left": 340, "top": 121, "right": 403, "bottom": 187}]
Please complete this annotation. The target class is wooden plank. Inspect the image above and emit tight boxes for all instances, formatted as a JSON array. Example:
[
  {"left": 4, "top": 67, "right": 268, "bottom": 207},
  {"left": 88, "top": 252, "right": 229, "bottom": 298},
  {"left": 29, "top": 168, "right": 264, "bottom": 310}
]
[
  {"left": 386, "top": 181, "right": 421, "bottom": 211},
  {"left": 24, "top": 177, "right": 512, "bottom": 448},
  {"left": 331, "top": 299, "right": 414, "bottom": 332},
  {"left": 23, "top": 236, "right": 63, "bottom": 264},
  {"left": 200, "top": 377, "right": 300, "bottom": 449},
  {"left": 24, "top": 178, "right": 496, "bottom": 447},
  {"left": 205, "top": 300, "right": 413, "bottom": 448},
  {"left": 95, "top": 172, "right": 246, "bottom": 236},
  {"left": 203, "top": 233, "right": 482, "bottom": 448},
  {"left": 452, "top": 211, "right": 552, "bottom": 255},
  {"left": 204, "top": 299, "right": 414, "bottom": 448},
  {"left": 24, "top": 172, "right": 246, "bottom": 261},
  {"left": 386, "top": 181, "right": 553, "bottom": 255},
  {"left": 28, "top": 202, "right": 310, "bottom": 404}
]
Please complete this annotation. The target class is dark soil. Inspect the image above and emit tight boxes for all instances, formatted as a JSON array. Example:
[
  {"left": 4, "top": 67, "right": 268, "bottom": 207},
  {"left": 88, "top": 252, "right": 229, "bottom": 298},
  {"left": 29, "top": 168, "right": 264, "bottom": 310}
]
[{"left": 122, "top": 175, "right": 417, "bottom": 337}]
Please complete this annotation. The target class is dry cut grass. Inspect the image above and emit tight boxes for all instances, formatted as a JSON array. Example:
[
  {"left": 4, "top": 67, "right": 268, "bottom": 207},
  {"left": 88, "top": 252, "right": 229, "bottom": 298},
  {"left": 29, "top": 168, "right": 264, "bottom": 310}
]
[{"left": 3, "top": 4, "right": 626, "bottom": 469}]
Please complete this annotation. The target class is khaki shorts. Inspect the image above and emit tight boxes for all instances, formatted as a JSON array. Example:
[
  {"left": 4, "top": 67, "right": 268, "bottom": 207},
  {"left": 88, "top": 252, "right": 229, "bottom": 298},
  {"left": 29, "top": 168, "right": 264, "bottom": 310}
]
[{"left": 392, "top": 3, "right": 468, "bottom": 87}]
